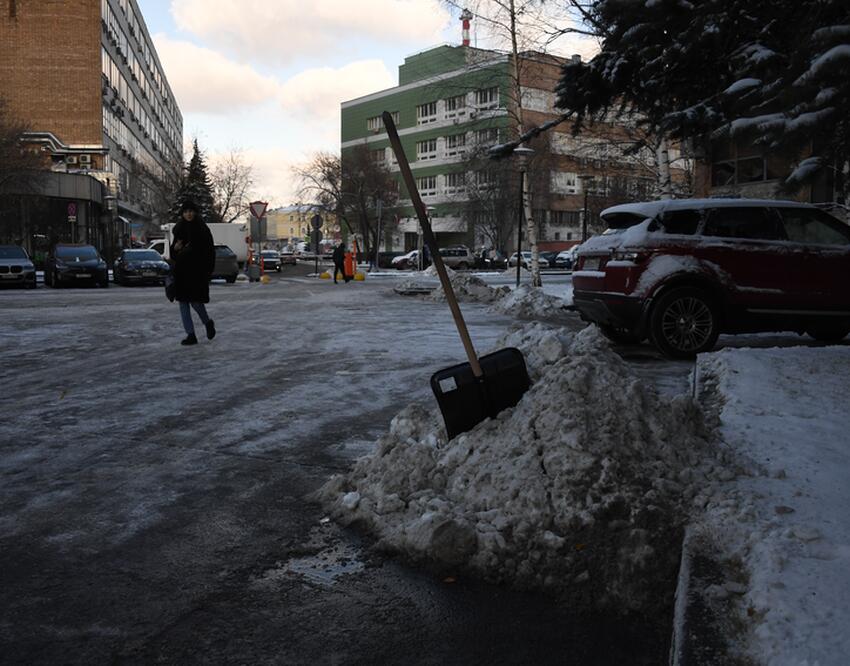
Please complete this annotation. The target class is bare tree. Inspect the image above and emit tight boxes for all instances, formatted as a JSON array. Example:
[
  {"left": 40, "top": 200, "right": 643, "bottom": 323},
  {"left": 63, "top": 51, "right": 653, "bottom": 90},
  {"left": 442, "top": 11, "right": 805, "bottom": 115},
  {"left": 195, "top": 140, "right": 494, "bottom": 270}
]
[
  {"left": 0, "top": 97, "right": 44, "bottom": 197},
  {"left": 210, "top": 148, "right": 254, "bottom": 224},
  {"left": 294, "top": 146, "right": 399, "bottom": 257}
]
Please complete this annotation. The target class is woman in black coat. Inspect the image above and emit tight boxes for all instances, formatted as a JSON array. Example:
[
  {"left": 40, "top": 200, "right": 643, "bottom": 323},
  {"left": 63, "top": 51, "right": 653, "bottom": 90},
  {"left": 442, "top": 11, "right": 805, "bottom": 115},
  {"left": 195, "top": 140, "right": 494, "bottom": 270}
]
[{"left": 171, "top": 200, "right": 216, "bottom": 345}]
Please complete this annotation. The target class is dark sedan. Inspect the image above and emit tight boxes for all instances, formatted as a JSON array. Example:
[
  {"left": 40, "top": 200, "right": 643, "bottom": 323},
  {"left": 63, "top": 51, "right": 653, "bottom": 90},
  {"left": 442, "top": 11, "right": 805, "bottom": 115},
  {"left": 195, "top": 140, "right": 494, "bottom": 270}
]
[
  {"left": 260, "top": 250, "right": 281, "bottom": 272},
  {"left": 45, "top": 244, "right": 109, "bottom": 288},
  {"left": 0, "top": 245, "right": 37, "bottom": 288},
  {"left": 113, "top": 249, "right": 171, "bottom": 286}
]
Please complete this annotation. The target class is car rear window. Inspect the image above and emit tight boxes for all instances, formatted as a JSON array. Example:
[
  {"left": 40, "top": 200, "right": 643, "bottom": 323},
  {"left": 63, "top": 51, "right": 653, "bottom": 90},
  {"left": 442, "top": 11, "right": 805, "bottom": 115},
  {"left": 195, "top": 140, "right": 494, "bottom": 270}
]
[
  {"left": 215, "top": 246, "right": 235, "bottom": 256},
  {"left": 703, "top": 207, "right": 786, "bottom": 241},
  {"left": 600, "top": 212, "right": 650, "bottom": 235},
  {"left": 661, "top": 209, "right": 701, "bottom": 235},
  {"left": 778, "top": 208, "right": 850, "bottom": 245}
]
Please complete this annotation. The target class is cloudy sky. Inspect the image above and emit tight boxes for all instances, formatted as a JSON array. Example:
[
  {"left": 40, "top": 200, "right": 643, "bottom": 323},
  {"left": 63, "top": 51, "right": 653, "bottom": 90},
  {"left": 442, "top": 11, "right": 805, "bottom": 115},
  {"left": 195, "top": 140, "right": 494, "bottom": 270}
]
[{"left": 137, "top": 0, "right": 597, "bottom": 206}]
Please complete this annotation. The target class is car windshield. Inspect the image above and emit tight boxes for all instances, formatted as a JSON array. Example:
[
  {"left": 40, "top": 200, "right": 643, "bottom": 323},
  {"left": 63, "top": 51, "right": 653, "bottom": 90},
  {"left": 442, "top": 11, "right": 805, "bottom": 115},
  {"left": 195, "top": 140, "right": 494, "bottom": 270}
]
[
  {"left": 125, "top": 250, "right": 162, "bottom": 261},
  {"left": 215, "top": 246, "right": 235, "bottom": 256},
  {"left": 0, "top": 246, "right": 27, "bottom": 259},
  {"left": 262, "top": 251, "right": 278, "bottom": 256},
  {"left": 56, "top": 246, "right": 99, "bottom": 261}
]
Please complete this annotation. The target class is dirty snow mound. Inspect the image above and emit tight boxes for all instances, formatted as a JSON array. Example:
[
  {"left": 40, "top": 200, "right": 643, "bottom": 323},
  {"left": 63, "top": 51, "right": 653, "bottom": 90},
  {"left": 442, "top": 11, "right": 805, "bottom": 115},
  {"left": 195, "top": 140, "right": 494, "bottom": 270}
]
[
  {"left": 491, "top": 321, "right": 579, "bottom": 381},
  {"left": 427, "top": 271, "right": 508, "bottom": 304},
  {"left": 491, "top": 284, "right": 570, "bottom": 319},
  {"left": 320, "top": 325, "right": 728, "bottom": 612}
]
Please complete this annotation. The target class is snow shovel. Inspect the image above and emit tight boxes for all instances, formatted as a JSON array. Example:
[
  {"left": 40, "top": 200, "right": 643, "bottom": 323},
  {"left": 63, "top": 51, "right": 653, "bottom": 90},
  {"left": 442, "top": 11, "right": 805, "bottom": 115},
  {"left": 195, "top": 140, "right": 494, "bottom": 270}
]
[{"left": 382, "top": 111, "right": 531, "bottom": 439}]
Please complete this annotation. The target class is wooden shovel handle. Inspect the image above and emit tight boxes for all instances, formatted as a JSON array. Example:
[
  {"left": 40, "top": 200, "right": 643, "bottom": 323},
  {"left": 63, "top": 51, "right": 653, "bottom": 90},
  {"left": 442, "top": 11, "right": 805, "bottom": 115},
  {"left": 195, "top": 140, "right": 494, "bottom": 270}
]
[{"left": 382, "top": 111, "right": 483, "bottom": 378}]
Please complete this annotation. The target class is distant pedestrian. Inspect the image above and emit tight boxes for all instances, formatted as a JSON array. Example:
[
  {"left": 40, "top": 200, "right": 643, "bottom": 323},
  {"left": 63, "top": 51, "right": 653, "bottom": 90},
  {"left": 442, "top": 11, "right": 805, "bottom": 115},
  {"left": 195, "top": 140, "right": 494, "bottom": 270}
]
[
  {"left": 171, "top": 200, "right": 216, "bottom": 346},
  {"left": 332, "top": 242, "right": 345, "bottom": 284}
]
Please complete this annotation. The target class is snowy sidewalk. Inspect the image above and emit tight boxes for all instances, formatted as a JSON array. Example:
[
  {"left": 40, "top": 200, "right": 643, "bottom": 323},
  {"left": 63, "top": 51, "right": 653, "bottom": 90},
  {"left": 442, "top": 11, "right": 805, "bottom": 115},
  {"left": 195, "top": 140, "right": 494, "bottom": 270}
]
[{"left": 693, "top": 347, "right": 850, "bottom": 665}]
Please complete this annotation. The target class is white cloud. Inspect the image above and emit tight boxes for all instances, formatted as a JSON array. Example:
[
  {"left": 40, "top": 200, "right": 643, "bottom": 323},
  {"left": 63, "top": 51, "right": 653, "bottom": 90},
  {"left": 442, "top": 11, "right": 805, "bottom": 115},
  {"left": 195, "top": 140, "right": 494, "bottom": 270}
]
[
  {"left": 170, "top": 0, "right": 450, "bottom": 63},
  {"left": 153, "top": 34, "right": 282, "bottom": 114}
]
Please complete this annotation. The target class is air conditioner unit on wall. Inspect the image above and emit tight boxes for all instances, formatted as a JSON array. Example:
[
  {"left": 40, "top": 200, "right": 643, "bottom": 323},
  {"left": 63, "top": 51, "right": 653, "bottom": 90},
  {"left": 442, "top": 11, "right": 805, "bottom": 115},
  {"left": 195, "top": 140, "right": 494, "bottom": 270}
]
[
  {"left": 65, "top": 156, "right": 78, "bottom": 165},
  {"left": 79, "top": 155, "right": 91, "bottom": 165}
]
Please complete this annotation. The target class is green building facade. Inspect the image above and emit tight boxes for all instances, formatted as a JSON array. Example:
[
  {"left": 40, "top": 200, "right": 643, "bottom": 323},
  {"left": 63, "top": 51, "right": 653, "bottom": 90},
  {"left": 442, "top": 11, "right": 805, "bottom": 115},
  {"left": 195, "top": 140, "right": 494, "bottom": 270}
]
[{"left": 341, "top": 45, "right": 514, "bottom": 252}]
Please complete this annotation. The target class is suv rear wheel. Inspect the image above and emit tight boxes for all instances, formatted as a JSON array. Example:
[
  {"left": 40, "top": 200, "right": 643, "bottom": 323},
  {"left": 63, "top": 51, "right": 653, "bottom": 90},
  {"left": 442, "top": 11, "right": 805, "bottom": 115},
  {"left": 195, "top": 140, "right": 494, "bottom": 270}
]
[{"left": 650, "top": 287, "right": 719, "bottom": 359}]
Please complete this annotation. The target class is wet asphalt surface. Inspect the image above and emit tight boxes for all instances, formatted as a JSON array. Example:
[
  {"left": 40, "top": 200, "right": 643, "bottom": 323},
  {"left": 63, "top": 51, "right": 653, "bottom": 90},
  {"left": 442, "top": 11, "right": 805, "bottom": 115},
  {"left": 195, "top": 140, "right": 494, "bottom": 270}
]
[{"left": 1, "top": 264, "right": 823, "bottom": 665}]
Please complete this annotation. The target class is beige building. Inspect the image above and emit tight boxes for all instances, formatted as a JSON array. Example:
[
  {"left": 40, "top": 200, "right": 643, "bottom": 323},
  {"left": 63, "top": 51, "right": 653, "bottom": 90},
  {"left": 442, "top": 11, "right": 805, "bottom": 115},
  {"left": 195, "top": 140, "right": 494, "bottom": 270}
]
[{"left": 266, "top": 205, "right": 341, "bottom": 245}]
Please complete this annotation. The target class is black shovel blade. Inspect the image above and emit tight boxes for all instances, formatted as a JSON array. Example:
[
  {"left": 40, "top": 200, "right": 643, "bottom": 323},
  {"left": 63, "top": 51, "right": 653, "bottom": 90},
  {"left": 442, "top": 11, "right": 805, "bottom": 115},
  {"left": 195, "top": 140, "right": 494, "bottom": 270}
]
[{"left": 430, "top": 347, "right": 531, "bottom": 440}]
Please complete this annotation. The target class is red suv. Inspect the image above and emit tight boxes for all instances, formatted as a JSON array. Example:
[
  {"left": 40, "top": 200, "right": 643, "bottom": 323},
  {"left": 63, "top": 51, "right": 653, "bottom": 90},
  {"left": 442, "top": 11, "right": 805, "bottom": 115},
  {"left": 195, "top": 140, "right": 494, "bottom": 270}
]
[{"left": 572, "top": 199, "right": 850, "bottom": 358}]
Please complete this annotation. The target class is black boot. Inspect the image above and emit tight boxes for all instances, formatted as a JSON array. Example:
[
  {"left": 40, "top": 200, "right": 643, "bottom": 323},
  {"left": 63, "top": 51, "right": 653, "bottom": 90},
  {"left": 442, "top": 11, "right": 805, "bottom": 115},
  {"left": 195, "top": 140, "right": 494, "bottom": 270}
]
[
  {"left": 205, "top": 319, "right": 216, "bottom": 340},
  {"left": 181, "top": 333, "right": 198, "bottom": 346}
]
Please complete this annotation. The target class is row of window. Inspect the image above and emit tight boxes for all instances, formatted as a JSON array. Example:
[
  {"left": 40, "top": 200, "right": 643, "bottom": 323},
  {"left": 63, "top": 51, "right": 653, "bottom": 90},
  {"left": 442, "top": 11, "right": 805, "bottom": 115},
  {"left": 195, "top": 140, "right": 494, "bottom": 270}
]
[
  {"left": 102, "top": 105, "right": 166, "bottom": 181},
  {"left": 364, "top": 87, "right": 501, "bottom": 132},
  {"left": 101, "top": 47, "right": 180, "bottom": 161},
  {"left": 415, "top": 88, "right": 500, "bottom": 125},
  {"left": 413, "top": 170, "right": 498, "bottom": 197},
  {"left": 369, "top": 128, "right": 501, "bottom": 165},
  {"left": 102, "top": 0, "right": 181, "bottom": 127}
]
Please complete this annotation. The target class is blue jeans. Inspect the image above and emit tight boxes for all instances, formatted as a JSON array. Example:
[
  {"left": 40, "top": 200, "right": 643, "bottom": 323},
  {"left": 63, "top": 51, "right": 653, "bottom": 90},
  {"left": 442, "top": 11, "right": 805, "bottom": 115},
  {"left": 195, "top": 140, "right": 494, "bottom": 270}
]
[{"left": 179, "top": 301, "right": 210, "bottom": 335}]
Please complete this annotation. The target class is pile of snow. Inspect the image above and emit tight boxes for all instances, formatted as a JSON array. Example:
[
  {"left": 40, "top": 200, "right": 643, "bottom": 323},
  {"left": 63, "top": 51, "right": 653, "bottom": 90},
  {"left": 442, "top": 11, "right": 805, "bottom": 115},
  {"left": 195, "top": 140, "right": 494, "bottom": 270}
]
[
  {"left": 693, "top": 347, "right": 850, "bottom": 665},
  {"left": 490, "top": 283, "right": 571, "bottom": 319},
  {"left": 426, "top": 269, "right": 508, "bottom": 304},
  {"left": 320, "top": 324, "right": 730, "bottom": 612}
]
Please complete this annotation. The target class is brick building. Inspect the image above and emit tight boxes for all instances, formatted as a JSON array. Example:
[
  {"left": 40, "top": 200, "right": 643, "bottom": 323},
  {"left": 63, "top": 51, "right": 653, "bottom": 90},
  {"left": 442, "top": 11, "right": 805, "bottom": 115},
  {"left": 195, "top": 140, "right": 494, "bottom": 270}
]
[{"left": 0, "top": 0, "right": 182, "bottom": 256}]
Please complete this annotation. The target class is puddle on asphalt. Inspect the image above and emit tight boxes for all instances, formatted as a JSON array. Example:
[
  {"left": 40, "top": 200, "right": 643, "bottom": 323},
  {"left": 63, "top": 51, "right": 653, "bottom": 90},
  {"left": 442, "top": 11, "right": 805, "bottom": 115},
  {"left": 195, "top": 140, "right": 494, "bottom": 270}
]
[{"left": 254, "top": 539, "right": 365, "bottom": 589}]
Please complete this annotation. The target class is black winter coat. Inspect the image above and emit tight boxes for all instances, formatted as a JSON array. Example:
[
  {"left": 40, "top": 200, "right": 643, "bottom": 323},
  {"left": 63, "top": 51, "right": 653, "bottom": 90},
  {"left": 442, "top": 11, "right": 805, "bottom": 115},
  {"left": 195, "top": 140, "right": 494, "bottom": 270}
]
[
  {"left": 171, "top": 219, "right": 215, "bottom": 303},
  {"left": 332, "top": 245, "right": 345, "bottom": 266}
]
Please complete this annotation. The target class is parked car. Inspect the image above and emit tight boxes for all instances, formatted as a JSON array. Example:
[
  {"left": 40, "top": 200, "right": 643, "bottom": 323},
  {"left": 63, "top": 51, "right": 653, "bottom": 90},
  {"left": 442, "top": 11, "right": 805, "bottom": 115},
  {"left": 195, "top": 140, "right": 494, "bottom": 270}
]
[
  {"left": 113, "top": 249, "right": 170, "bottom": 286},
  {"left": 392, "top": 249, "right": 419, "bottom": 270},
  {"left": 554, "top": 246, "right": 578, "bottom": 269},
  {"left": 438, "top": 245, "right": 475, "bottom": 269},
  {"left": 483, "top": 249, "right": 507, "bottom": 270},
  {"left": 508, "top": 251, "right": 550, "bottom": 268},
  {"left": 260, "top": 250, "right": 281, "bottom": 272},
  {"left": 572, "top": 198, "right": 850, "bottom": 358},
  {"left": 212, "top": 245, "right": 239, "bottom": 283},
  {"left": 539, "top": 251, "right": 558, "bottom": 268},
  {"left": 0, "top": 245, "right": 37, "bottom": 288},
  {"left": 44, "top": 244, "right": 109, "bottom": 288},
  {"left": 279, "top": 248, "right": 297, "bottom": 265}
]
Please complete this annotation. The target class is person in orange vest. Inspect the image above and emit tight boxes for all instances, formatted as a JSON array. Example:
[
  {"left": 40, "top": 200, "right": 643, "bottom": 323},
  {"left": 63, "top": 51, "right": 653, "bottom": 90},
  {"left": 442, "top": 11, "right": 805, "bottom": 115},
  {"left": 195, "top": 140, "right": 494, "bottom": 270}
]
[{"left": 343, "top": 249, "right": 355, "bottom": 283}]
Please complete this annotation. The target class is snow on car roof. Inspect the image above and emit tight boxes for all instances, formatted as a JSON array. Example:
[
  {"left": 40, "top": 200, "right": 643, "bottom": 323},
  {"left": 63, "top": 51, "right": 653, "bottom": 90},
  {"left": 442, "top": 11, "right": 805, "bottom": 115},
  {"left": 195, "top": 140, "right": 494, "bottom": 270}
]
[{"left": 601, "top": 198, "right": 814, "bottom": 220}]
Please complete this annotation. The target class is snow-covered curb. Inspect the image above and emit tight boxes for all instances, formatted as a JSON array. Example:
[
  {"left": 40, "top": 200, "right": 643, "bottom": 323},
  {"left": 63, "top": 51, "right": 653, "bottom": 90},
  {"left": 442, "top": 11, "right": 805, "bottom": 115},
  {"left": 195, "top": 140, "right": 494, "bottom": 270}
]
[
  {"left": 689, "top": 347, "right": 850, "bottom": 665},
  {"left": 319, "top": 325, "right": 731, "bottom": 613}
]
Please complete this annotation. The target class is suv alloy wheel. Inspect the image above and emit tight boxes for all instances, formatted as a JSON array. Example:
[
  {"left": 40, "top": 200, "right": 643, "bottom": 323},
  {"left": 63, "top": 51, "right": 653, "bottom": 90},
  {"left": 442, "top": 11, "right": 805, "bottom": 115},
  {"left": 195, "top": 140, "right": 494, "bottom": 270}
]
[{"left": 649, "top": 287, "right": 719, "bottom": 359}]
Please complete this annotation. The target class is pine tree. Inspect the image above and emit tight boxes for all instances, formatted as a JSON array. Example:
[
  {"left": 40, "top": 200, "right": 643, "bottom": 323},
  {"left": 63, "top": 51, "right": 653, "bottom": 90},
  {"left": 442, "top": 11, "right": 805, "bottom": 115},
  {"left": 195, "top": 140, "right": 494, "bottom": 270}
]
[
  {"left": 170, "top": 139, "right": 220, "bottom": 222},
  {"left": 557, "top": 0, "right": 850, "bottom": 197}
]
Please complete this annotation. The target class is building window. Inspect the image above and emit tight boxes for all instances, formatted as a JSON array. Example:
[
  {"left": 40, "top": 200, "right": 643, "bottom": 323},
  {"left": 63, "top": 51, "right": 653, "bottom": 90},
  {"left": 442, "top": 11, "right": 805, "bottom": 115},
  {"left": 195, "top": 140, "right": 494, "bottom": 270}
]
[
  {"left": 551, "top": 172, "right": 578, "bottom": 194},
  {"left": 445, "top": 133, "right": 466, "bottom": 157},
  {"left": 473, "top": 128, "right": 498, "bottom": 146},
  {"left": 417, "top": 175, "right": 437, "bottom": 196},
  {"left": 475, "top": 87, "right": 499, "bottom": 110},
  {"left": 473, "top": 170, "right": 495, "bottom": 188},
  {"left": 370, "top": 148, "right": 386, "bottom": 164},
  {"left": 445, "top": 94, "right": 466, "bottom": 118},
  {"left": 417, "top": 101, "right": 438, "bottom": 125},
  {"left": 416, "top": 138, "right": 437, "bottom": 161},
  {"left": 366, "top": 116, "right": 381, "bottom": 132},
  {"left": 551, "top": 210, "right": 581, "bottom": 226},
  {"left": 554, "top": 232, "right": 561, "bottom": 240},
  {"left": 445, "top": 171, "right": 465, "bottom": 193}
]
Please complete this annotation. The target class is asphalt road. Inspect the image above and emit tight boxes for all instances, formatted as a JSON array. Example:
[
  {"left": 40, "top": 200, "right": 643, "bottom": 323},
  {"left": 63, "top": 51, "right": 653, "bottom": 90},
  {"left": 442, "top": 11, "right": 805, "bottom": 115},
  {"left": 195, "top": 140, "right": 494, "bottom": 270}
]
[{"left": 0, "top": 266, "right": 691, "bottom": 665}]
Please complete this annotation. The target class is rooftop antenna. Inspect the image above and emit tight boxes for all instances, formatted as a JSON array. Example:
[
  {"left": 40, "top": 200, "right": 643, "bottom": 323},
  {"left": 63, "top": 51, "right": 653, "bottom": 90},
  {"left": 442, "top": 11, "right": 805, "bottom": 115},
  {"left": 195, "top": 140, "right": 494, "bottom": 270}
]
[{"left": 460, "top": 8, "right": 473, "bottom": 47}]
